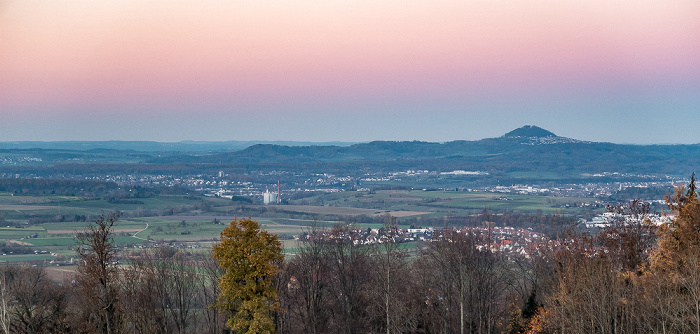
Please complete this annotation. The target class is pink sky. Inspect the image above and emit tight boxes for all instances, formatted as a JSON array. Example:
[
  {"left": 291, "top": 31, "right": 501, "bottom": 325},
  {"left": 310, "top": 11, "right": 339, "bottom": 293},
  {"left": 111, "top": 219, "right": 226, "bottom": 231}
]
[{"left": 1, "top": 0, "right": 699, "bottom": 142}]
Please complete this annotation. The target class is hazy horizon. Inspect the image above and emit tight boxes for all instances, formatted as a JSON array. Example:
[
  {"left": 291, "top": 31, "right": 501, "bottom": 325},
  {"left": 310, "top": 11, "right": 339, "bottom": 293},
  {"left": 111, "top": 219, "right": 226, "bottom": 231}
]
[
  {"left": 0, "top": 124, "right": 697, "bottom": 146},
  {"left": 1, "top": 1, "right": 698, "bottom": 144}
]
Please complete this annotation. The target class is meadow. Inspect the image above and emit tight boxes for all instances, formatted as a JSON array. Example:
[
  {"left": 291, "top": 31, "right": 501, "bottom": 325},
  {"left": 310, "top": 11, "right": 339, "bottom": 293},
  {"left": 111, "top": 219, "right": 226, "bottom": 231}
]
[
  {"left": 0, "top": 189, "right": 599, "bottom": 263},
  {"left": 285, "top": 189, "right": 595, "bottom": 216}
]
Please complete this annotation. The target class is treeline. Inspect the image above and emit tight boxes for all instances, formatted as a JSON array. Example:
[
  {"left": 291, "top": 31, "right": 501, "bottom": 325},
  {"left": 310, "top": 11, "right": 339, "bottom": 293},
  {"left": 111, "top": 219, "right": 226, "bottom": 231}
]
[
  {"left": 0, "top": 178, "right": 192, "bottom": 198},
  {"left": 607, "top": 185, "right": 675, "bottom": 202},
  {"left": 403, "top": 210, "right": 575, "bottom": 236},
  {"left": 0, "top": 213, "right": 227, "bottom": 334},
  {"left": 0, "top": 178, "right": 119, "bottom": 196},
  {"left": 4, "top": 182, "right": 700, "bottom": 333},
  {"left": 2, "top": 220, "right": 528, "bottom": 333},
  {"left": 276, "top": 185, "right": 700, "bottom": 333},
  {"left": 277, "top": 224, "right": 517, "bottom": 333},
  {"left": 0, "top": 250, "right": 224, "bottom": 334}
]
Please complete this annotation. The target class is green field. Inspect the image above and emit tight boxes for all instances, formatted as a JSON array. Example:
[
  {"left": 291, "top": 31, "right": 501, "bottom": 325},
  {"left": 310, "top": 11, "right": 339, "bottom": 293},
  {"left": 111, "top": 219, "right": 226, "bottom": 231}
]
[
  {"left": 0, "top": 190, "right": 599, "bottom": 263},
  {"left": 0, "top": 253, "right": 54, "bottom": 263},
  {"left": 284, "top": 190, "right": 596, "bottom": 216}
]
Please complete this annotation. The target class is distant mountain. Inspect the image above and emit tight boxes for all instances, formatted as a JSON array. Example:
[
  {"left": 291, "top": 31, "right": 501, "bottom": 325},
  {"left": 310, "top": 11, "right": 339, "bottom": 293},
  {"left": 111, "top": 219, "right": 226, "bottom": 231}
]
[
  {"left": 504, "top": 125, "right": 556, "bottom": 138},
  {"left": 499, "top": 126, "right": 586, "bottom": 145},
  {"left": 0, "top": 140, "right": 357, "bottom": 152},
  {"left": 3, "top": 126, "right": 700, "bottom": 181},
  {"left": 143, "top": 126, "right": 698, "bottom": 179}
]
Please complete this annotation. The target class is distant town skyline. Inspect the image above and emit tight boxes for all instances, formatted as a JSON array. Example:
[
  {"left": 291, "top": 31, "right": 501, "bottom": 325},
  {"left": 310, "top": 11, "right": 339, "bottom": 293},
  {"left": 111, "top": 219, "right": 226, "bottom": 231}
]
[{"left": 1, "top": 1, "right": 699, "bottom": 144}]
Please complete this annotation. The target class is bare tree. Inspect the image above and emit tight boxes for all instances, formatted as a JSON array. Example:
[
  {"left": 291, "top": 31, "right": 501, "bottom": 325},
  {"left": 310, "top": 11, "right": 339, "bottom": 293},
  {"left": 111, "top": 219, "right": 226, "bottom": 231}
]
[
  {"left": 368, "top": 217, "right": 417, "bottom": 334},
  {"left": 279, "top": 225, "right": 331, "bottom": 334},
  {"left": 73, "top": 212, "right": 122, "bottom": 334},
  {"left": 121, "top": 251, "right": 168, "bottom": 333},
  {"left": 122, "top": 246, "right": 211, "bottom": 333},
  {"left": 419, "top": 228, "right": 510, "bottom": 334},
  {"left": 195, "top": 252, "right": 226, "bottom": 334},
  {"left": 0, "top": 265, "right": 69, "bottom": 334},
  {"left": 0, "top": 268, "right": 10, "bottom": 334},
  {"left": 325, "top": 224, "right": 372, "bottom": 334},
  {"left": 600, "top": 200, "right": 656, "bottom": 273},
  {"left": 156, "top": 248, "right": 200, "bottom": 333}
]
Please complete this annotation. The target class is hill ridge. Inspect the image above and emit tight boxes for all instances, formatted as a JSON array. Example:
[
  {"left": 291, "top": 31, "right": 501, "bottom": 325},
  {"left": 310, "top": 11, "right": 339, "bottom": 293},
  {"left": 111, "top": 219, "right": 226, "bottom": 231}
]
[{"left": 503, "top": 125, "right": 556, "bottom": 138}]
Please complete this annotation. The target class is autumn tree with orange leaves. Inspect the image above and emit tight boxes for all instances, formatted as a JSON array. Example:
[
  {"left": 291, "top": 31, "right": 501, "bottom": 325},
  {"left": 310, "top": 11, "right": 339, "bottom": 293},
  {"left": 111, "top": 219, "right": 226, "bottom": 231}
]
[{"left": 649, "top": 174, "right": 700, "bottom": 332}]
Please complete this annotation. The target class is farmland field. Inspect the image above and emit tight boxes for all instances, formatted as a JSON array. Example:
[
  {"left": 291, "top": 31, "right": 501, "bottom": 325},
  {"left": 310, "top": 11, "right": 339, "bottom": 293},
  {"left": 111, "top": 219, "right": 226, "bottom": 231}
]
[
  {"left": 285, "top": 189, "right": 596, "bottom": 216},
  {"left": 0, "top": 204, "right": 59, "bottom": 210},
  {"left": 0, "top": 189, "right": 601, "bottom": 263}
]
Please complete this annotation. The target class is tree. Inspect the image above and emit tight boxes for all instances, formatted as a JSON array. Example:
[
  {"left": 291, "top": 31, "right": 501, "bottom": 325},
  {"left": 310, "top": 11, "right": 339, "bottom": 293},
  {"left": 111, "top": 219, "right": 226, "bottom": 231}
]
[
  {"left": 649, "top": 174, "right": 700, "bottom": 332},
  {"left": 74, "top": 212, "right": 122, "bottom": 334},
  {"left": 0, "top": 268, "right": 10, "bottom": 334},
  {"left": 120, "top": 257, "right": 168, "bottom": 334},
  {"left": 212, "top": 218, "right": 283, "bottom": 333},
  {"left": 0, "top": 265, "right": 69, "bottom": 334},
  {"left": 324, "top": 224, "right": 373, "bottom": 334},
  {"left": 196, "top": 253, "right": 227, "bottom": 334},
  {"left": 278, "top": 224, "right": 331, "bottom": 334},
  {"left": 600, "top": 200, "right": 656, "bottom": 273},
  {"left": 419, "top": 229, "right": 510, "bottom": 334},
  {"left": 121, "top": 246, "right": 201, "bottom": 334},
  {"left": 369, "top": 216, "right": 416, "bottom": 334},
  {"left": 154, "top": 248, "right": 200, "bottom": 333}
]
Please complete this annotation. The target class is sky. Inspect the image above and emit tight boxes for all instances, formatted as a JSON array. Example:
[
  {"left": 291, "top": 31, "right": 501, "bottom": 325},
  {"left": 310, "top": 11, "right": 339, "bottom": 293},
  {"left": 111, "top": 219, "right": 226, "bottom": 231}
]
[{"left": 1, "top": 0, "right": 699, "bottom": 144}]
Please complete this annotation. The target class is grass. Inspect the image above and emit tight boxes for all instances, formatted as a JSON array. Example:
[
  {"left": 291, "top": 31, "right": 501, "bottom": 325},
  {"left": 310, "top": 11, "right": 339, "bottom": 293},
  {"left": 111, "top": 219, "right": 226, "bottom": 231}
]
[
  {"left": 139, "top": 220, "right": 309, "bottom": 241},
  {"left": 24, "top": 236, "right": 145, "bottom": 247},
  {"left": 0, "top": 193, "right": 55, "bottom": 204},
  {"left": 0, "top": 227, "right": 47, "bottom": 240},
  {"left": 23, "top": 238, "right": 76, "bottom": 246},
  {"left": 0, "top": 254, "right": 54, "bottom": 262},
  {"left": 0, "top": 226, "right": 44, "bottom": 231},
  {"left": 286, "top": 190, "right": 597, "bottom": 216}
]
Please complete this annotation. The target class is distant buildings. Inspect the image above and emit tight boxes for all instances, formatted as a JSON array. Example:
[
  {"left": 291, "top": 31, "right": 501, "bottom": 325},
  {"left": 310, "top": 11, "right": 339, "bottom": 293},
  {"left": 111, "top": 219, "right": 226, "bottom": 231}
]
[
  {"left": 583, "top": 212, "right": 673, "bottom": 229},
  {"left": 263, "top": 188, "right": 278, "bottom": 205},
  {"left": 263, "top": 182, "right": 282, "bottom": 205}
]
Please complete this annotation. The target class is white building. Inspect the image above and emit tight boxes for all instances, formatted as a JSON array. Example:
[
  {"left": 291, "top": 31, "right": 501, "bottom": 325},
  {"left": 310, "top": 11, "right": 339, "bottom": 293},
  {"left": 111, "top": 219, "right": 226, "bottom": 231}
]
[{"left": 263, "top": 189, "right": 278, "bottom": 205}]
